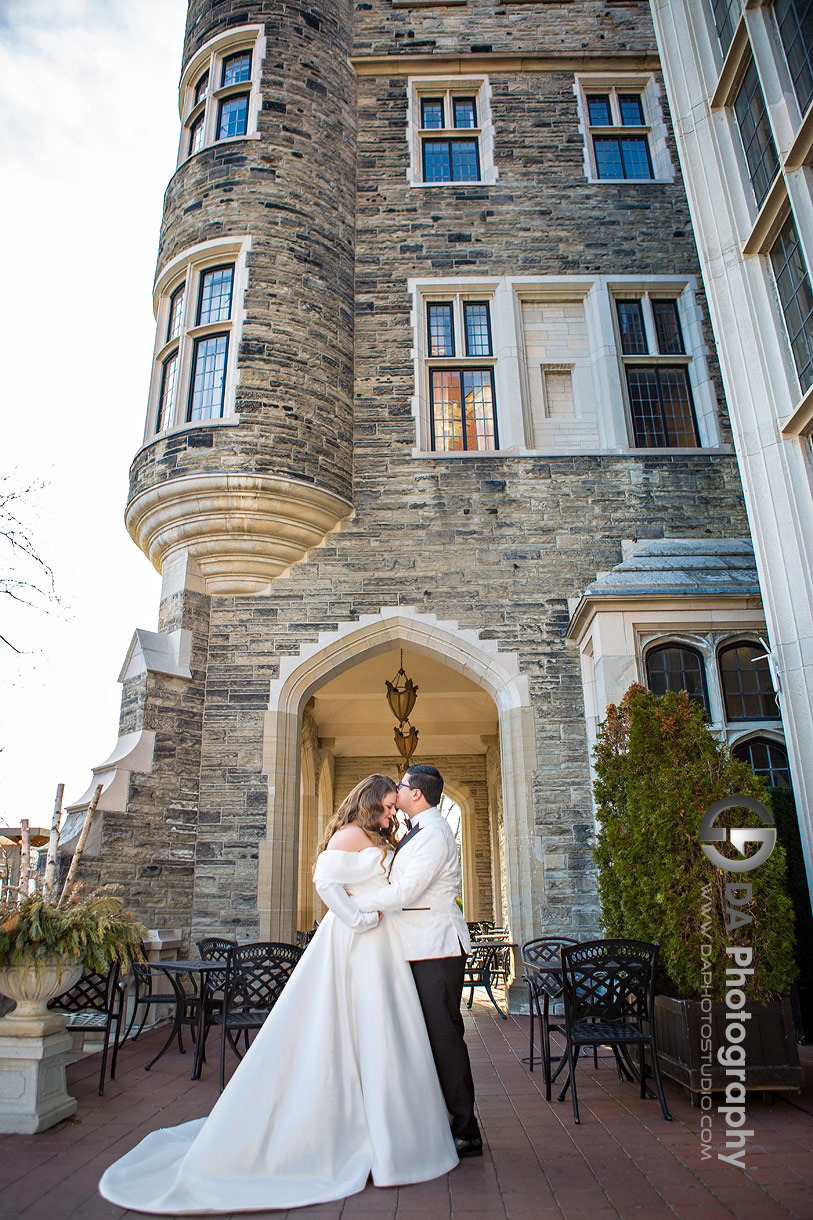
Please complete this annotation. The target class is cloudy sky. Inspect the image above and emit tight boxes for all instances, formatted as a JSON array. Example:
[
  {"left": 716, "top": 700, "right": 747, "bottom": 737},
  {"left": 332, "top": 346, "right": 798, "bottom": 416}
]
[{"left": 0, "top": 0, "right": 187, "bottom": 824}]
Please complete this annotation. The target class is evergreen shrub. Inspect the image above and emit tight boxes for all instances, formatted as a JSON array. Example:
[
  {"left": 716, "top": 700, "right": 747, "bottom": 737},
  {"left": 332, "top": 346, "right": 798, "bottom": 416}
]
[{"left": 593, "top": 685, "right": 796, "bottom": 1002}]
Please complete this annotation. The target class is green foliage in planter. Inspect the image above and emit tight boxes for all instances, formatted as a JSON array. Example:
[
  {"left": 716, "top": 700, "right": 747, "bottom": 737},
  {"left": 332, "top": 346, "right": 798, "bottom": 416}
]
[
  {"left": 593, "top": 685, "right": 796, "bottom": 1002},
  {"left": 0, "top": 889, "right": 146, "bottom": 973}
]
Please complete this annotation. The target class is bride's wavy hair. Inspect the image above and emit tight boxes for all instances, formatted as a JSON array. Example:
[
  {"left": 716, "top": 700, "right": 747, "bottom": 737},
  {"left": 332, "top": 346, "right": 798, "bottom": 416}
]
[{"left": 316, "top": 773, "right": 399, "bottom": 867}]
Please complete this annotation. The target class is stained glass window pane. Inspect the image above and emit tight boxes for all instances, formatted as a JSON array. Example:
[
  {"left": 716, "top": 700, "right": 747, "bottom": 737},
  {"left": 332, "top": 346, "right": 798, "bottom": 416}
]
[
  {"left": 464, "top": 303, "right": 491, "bottom": 356},
  {"left": 421, "top": 99, "right": 444, "bottom": 129},
  {"left": 156, "top": 353, "right": 177, "bottom": 433},
  {"left": 194, "top": 70, "right": 209, "bottom": 106},
  {"left": 709, "top": 0, "right": 741, "bottom": 56},
  {"left": 653, "top": 300, "right": 684, "bottom": 354},
  {"left": 617, "top": 301, "right": 648, "bottom": 355},
  {"left": 222, "top": 51, "right": 252, "bottom": 87},
  {"left": 428, "top": 304, "right": 454, "bottom": 356},
  {"left": 450, "top": 140, "right": 479, "bottom": 181},
  {"left": 188, "top": 114, "right": 204, "bottom": 156},
  {"left": 167, "top": 285, "right": 185, "bottom": 343},
  {"left": 770, "top": 213, "right": 813, "bottom": 395},
  {"left": 198, "top": 266, "right": 234, "bottom": 325},
  {"left": 646, "top": 645, "right": 710, "bottom": 711},
  {"left": 453, "top": 97, "right": 477, "bottom": 128},
  {"left": 732, "top": 738, "right": 791, "bottom": 787},
  {"left": 773, "top": 0, "right": 813, "bottom": 116},
  {"left": 720, "top": 643, "right": 780, "bottom": 720},
  {"left": 217, "top": 94, "right": 249, "bottom": 140},
  {"left": 188, "top": 335, "right": 228, "bottom": 421},
  {"left": 619, "top": 94, "right": 644, "bottom": 125},
  {"left": 587, "top": 95, "right": 612, "bottom": 126},
  {"left": 734, "top": 60, "right": 780, "bottom": 207}
]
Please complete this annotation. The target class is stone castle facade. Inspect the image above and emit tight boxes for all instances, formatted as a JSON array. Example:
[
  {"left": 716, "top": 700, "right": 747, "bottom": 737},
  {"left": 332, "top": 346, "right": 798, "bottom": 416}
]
[{"left": 62, "top": 0, "right": 796, "bottom": 994}]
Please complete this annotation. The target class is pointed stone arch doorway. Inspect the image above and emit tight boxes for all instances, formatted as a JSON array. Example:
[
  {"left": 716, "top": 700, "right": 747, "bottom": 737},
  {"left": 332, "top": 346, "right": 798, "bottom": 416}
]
[{"left": 260, "top": 608, "right": 538, "bottom": 954}]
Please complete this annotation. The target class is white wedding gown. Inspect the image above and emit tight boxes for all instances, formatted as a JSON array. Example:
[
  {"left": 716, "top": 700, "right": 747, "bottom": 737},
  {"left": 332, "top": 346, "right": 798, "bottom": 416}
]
[{"left": 99, "top": 847, "right": 458, "bottom": 1213}]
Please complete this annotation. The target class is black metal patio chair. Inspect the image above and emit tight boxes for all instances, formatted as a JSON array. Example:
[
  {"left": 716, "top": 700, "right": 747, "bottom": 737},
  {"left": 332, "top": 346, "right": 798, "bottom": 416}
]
[
  {"left": 558, "top": 938, "right": 672, "bottom": 1124},
  {"left": 463, "top": 941, "right": 508, "bottom": 1019},
  {"left": 122, "top": 945, "right": 192, "bottom": 1049},
  {"left": 48, "top": 962, "right": 125, "bottom": 1096},
  {"left": 521, "top": 936, "right": 579, "bottom": 1096},
  {"left": 211, "top": 941, "right": 303, "bottom": 1090}
]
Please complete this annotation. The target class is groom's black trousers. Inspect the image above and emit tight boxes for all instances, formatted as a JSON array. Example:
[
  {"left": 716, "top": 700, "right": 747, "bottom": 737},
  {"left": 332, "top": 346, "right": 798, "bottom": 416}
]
[{"left": 410, "top": 952, "right": 480, "bottom": 1141}]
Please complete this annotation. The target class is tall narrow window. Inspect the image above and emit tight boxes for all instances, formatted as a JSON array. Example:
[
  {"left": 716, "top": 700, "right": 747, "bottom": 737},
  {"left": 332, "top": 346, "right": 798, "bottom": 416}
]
[
  {"left": 616, "top": 297, "right": 700, "bottom": 447},
  {"left": 719, "top": 642, "right": 780, "bottom": 720},
  {"left": 770, "top": 212, "right": 813, "bottom": 395},
  {"left": 646, "top": 644, "right": 710, "bottom": 712},
  {"left": 733, "top": 60, "right": 780, "bottom": 208},
  {"left": 179, "top": 28, "right": 263, "bottom": 164},
  {"left": 773, "top": 0, "right": 813, "bottom": 117},
  {"left": 150, "top": 248, "right": 244, "bottom": 436},
  {"left": 425, "top": 298, "right": 498, "bottom": 451},
  {"left": 708, "top": 0, "right": 741, "bottom": 56},
  {"left": 189, "top": 335, "right": 229, "bottom": 421}
]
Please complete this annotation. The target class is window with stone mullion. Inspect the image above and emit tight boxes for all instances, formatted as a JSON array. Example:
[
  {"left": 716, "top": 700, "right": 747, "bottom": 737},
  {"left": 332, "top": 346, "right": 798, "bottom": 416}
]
[
  {"left": 772, "top": 0, "right": 813, "bottom": 117},
  {"left": 770, "top": 212, "right": 813, "bottom": 395},
  {"left": 709, "top": 0, "right": 742, "bottom": 56},
  {"left": 733, "top": 60, "right": 780, "bottom": 207}
]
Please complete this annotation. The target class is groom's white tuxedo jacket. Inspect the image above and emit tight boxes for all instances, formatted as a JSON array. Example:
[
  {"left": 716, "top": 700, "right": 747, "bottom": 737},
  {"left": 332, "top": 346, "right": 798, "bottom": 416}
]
[{"left": 354, "top": 806, "right": 472, "bottom": 961}]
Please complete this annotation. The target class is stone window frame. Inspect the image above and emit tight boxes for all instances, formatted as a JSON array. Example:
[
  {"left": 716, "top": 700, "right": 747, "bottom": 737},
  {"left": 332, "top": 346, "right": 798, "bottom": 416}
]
[
  {"left": 638, "top": 629, "right": 785, "bottom": 744},
  {"left": 406, "top": 76, "right": 498, "bottom": 187},
  {"left": 612, "top": 290, "right": 702, "bottom": 448},
  {"left": 408, "top": 274, "right": 722, "bottom": 456},
  {"left": 574, "top": 73, "right": 674, "bottom": 184},
  {"left": 177, "top": 25, "right": 265, "bottom": 167},
  {"left": 145, "top": 236, "right": 250, "bottom": 443}
]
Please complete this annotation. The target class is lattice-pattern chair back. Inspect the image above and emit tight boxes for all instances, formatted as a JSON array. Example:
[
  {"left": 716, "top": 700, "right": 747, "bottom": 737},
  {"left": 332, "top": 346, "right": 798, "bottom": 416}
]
[
  {"left": 521, "top": 937, "right": 577, "bottom": 1001},
  {"left": 560, "top": 939, "right": 658, "bottom": 1027},
  {"left": 196, "top": 937, "right": 236, "bottom": 992},
  {"left": 225, "top": 942, "right": 302, "bottom": 1014},
  {"left": 48, "top": 962, "right": 120, "bottom": 1014},
  {"left": 129, "top": 945, "right": 153, "bottom": 989}
]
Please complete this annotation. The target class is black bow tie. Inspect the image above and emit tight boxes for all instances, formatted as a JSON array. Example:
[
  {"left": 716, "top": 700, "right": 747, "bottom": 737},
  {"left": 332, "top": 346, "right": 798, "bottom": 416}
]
[{"left": 403, "top": 816, "right": 413, "bottom": 831}]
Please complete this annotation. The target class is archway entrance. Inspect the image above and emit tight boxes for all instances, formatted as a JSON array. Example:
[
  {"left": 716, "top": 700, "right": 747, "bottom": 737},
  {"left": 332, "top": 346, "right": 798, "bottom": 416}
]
[
  {"left": 259, "top": 608, "right": 537, "bottom": 956},
  {"left": 294, "top": 648, "right": 503, "bottom": 930}
]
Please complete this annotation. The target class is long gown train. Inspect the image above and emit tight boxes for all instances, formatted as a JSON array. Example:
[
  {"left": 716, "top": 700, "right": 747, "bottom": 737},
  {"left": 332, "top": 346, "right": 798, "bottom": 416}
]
[{"left": 99, "top": 847, "right": 458, "bottom": 1214}]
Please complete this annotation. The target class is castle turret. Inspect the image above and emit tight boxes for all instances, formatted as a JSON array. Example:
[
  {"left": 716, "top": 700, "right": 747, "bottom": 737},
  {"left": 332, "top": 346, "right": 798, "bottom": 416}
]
[{"left": 125, "top": 0, "right": 357, "bottom": 593}]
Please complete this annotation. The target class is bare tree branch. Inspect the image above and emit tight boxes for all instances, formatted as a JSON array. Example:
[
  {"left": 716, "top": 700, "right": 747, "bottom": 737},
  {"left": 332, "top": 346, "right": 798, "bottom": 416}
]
[{"left": 0, "top": 474, "right": 59, "bottom": 652}]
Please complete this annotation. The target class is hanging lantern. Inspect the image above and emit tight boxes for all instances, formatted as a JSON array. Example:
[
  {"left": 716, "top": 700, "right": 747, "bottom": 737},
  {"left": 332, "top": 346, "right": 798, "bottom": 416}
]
[
  {"left": 386, "top": 650, "right": 419, "bottom": 723},
  {"left": 394, "top": 722, "right": 419, "bottom": 762}
]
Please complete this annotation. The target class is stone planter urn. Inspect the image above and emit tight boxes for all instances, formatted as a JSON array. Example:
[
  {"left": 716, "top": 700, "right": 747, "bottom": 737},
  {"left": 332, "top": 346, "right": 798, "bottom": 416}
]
[{"left": 0, "top": 957, "right": 83, "bottom": 1133}]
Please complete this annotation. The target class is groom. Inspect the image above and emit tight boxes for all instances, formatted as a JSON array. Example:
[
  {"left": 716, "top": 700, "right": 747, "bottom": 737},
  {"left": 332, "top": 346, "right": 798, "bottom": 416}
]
[{"left": 354, "top": 764, "right": 482, "bottom": 1158}]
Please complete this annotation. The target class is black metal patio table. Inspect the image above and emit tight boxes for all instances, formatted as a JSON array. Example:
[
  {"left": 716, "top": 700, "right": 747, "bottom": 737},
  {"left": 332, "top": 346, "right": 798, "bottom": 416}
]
[
  {"left": 464, "top": 939, "right": 517, "bottom": 1018},
  {"left": 143, "top": 959, "right": 228, "bottom": 1079}
]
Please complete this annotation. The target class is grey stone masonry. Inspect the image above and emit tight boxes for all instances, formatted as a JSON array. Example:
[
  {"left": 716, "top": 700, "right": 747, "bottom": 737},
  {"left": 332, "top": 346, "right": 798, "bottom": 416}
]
[{"left": 99, "top": 0, "right": 756, "bottom": 951}]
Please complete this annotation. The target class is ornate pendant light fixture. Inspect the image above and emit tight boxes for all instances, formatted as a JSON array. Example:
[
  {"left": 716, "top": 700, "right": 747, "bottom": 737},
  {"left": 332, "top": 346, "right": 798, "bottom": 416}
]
[{"left": 386, "top": 650, "right": 419, "bottom": 771}]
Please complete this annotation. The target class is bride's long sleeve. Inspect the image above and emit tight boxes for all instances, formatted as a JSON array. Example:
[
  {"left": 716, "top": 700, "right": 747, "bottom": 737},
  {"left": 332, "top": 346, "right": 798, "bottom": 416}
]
[{"left": 314, "top": 878, "right": 380, "bottom": 932}]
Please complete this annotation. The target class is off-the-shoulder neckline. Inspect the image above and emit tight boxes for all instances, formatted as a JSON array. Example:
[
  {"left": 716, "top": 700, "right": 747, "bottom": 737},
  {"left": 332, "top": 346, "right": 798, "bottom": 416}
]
[{"left": 323, "top": 844, "right": 389, "bottom": 856}]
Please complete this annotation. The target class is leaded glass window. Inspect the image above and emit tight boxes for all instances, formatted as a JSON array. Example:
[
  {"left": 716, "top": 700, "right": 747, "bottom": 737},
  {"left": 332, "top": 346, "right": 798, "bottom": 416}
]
[
  {"left": 197, "top": 266, "right": 234, "bottom": 326},
  {"left": 732, "top": 738, "right": 791, "bottom": 787},
  {"left": 188, "top": 334, "right": 229, "bottom": 421},
  {"left": 646, "top": 645, "right": 710, "bottom": 712},
  {"left": 217, "top": 94, "right": 249, "bottom": 140},
  {"left": 770, "top": 212, "right": 813, "bottom": 395},
  {"left": 734, "top": 60, "right": 780, "bottom": 207},
  {"left": 222, "top": 51, "right": 252, "bottom": 87},
  {"left": 719, "top": 642, "right": 780, "bottom": 720},
  {"left": 773, "top": 0, "right": 813, "bottom": 117}
]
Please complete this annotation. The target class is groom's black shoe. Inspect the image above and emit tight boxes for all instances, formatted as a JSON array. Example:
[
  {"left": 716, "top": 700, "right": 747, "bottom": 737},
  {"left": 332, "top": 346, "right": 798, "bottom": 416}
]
[{"left": 454, "top": 1136, "right": 483, "bottom": 1159}]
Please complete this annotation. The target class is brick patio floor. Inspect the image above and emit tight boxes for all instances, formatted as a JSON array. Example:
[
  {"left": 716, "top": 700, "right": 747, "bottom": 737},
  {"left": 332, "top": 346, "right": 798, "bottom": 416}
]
[{"left": 1, "top": 998, "right": 811, "bottom": 1220}]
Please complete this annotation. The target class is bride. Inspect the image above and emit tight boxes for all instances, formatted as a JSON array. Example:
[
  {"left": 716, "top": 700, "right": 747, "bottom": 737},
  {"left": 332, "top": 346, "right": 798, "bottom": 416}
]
[{"left": 99, "top": 774, "right": 459, "bottom": 1214}]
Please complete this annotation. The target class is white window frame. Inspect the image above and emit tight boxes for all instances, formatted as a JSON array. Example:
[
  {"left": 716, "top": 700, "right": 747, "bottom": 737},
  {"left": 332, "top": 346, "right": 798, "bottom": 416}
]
[
  {"left": 177, "top": 25, "right": 265, "bottom": 166},
  {"left": 409, "top": 274, "right": 722, "bottom": 456},
  {"left": 407, "top": 76, "right": 498, "bottom": 187},
  {"left": 574, "top": 73, "right": 674, "bottom": 184},
  {"left": 144, "top": 237, "right": 250, "bottom": 442}
]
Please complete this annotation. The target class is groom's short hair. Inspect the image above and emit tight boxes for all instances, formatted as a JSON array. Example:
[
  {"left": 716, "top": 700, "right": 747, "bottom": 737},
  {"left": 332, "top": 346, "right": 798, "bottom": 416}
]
[{"left": 405, "top": 764, "right": 443, "bottom": 807}]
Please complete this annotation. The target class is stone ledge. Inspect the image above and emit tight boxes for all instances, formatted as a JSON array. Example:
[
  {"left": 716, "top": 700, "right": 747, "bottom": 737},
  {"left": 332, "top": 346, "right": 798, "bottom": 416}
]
[{"left": 125, "top": 473, "right": 354, "bottom": 595}]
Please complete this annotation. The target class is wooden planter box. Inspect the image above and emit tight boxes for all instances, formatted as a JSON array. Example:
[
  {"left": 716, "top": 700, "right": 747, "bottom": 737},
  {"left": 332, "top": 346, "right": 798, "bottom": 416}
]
[{"left": 653, "top": 995, "right": 802, "bottom": 1103}]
